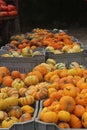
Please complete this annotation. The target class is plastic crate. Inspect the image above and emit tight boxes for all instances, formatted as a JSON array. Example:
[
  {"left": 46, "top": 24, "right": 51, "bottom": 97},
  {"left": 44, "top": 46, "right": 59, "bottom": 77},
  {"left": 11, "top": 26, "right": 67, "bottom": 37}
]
[
  {"left": 0, "top": 100, "right": 39, "bottom": 130},
  {"left": 35, "top": 100, "right": 60, "bottom": 130},
  {"left": 0, "top": 55, "right": 45, "bottom": 73},
  {"left": 45, "top": 50, "right": 87, "bottom": 68},
  {"left": 35, "top": 100, "right": 85, "bottom": 130}
]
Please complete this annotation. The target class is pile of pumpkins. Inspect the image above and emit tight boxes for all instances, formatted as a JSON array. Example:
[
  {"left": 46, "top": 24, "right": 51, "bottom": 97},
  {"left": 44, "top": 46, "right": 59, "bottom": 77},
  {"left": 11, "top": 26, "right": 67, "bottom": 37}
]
[
  {"left": 0, "top": 58, "right": 87, "bottom": 128},
  {"left": 1, "top": 28, "right": 83, "bottom": 57},
  {"left": 0, "top": 0, "right": 18, "bottom": 17}
]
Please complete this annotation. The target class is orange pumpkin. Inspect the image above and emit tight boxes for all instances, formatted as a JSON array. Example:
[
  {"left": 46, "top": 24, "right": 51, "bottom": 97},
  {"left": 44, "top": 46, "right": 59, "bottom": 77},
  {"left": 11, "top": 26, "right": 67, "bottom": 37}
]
[
  {"left": 3, "top": 76, "right": 13, "bottom": 87},
  {"left": 59, "top": 96, "right": 76, "bottom": 112},
  {"left": 73, "top": 105, "right": 85, "bottom": 118},
  {"left": 8, "top": 106, "right": 22, "bottom": 118},
  {"left": 0, "top": 66, "right": 10, "bottom": 78},
  {"left": 58, "top": 122, "right": 70, "bottom": 128},
  {"left": 75, "top": 93, "right": 87, "bottom": 106},
  {"left": 76, "top": 77, "right": 87, "bottom": 90},
  {"left": 69, "top": 114, "right": 82, "bottom": 128},
  {"left": 63, "top": 83, "right": 77, "bottom": 98},
  {"left": 40, "top": 110, "right": 58, "bottom": 123},
  {"left": 11, "top": 70, "right": 21, "bottom": 79}
]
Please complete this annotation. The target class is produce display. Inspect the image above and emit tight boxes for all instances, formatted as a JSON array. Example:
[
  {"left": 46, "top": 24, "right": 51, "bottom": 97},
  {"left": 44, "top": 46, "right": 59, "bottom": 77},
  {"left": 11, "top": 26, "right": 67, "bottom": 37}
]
[
  {"left": 0, "top": 28, "right": 84, "bottom": 57},
  {"left": 0, "top": 0, "right": 18, "bottom": 17},
  {"left": 0, "top": 59, "right": 87, "bottom": 128}
]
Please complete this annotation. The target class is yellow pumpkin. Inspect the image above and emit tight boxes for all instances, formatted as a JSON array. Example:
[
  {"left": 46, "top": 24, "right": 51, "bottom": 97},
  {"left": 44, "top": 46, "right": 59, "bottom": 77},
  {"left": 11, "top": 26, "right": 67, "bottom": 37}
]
[
  {"left": 58, "top": 110, "right": 70, "bottom": 122},
  {"left": 24, "top": 75, "right": 39, "bottom": 86},
  {"left": 21, "top": 105, "right": 34, "bottom": 114},
  {"left": 0, "top": 111, "right": 8, "bottom": 120},
  {"left": 2, "top": 117, "right": 18, "bottom": 128},
  {"left": 12, "top": 78, "right": 25, "bottom": 90}
]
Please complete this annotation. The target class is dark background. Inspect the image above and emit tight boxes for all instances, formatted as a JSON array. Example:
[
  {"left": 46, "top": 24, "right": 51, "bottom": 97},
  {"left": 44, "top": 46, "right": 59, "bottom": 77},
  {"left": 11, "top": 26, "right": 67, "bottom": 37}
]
[{"left": 18, "top": 0, "right": 87, "bottom": 32}]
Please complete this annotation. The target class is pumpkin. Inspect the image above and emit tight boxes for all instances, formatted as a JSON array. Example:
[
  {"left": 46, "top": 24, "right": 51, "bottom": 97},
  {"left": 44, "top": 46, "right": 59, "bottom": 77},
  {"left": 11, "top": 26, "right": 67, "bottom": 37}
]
[
  {"left": 21, "top": 105, "right": 34, "bottom": 114},
  {"left": 63, "top": 83, "right": 77, "bottom": 98},
  {"left": 27, "top": 71, "right": 43, "bottom": 82},
  {"left": 0, "top": 99, "right": 9, "bottom": 110},
  {"left": 3, "top": 76, "right": 13, "bottom": 87},
  {"left": 24, "top": 75, "right": 39, "bottom": 86},
  {"left": 59, "top": 96, "right": 75, "bottom": 112},
  {"left": 50, "top": 74, "right": 59, "bottom": 82},
  {"left": 44, "top": 72, "right": 54, "bottom": 82},
  {"left": 68, "top": 68, "right": 78, "bottom": 76},
  {"left": 73, "top": 105, "right": 85, "bottom": 118},
  {"left": 19, "top": 113, "right": 32, "bottom": 122},
  {"left": 18, "top": 87, "right": 27, "bottom": 97},
  {"left": 20, "top": 73, "right": 27, "bottom": 81},
  {"left": 50, "top": 90, "right": 64, "bottom": 101},
  {"left": 33, "top": 86, "right": 48, "bottom": 100},
  {"left": 21, "top": 46, "right": 33, "bottom": 57},
  {"left": 33, "top": 64, "right": 48, "bottom": 76},
  {"left": 0, "top": 111, "right": 8, "bottom": 120},
  {"left": 0, "top": 66, "right": 10, "bottom": 78},
  {"left": 0, "top": 87, "right": 8, "bottom": 93},
  {"left": 46, "top": 58, "right": 56, "bottom": 66},
  {"left": 11, "top": 70, "right": 21, "bottom": 79},
  {"left": 47, "top": 82, "right": 59, "bottom": 90},
  {"left": 75, "top": 94, "right": 87, "bottom": 107},
  {"left": 69, "top": 114, "right": 82, "bottom": 128},
  {"left": 18, "top": 95, "right": 34, "bottom": 106},
  {"left": 2, "top": 117, "right": 18, "bottom": 128},
  {"left": 48, "top": 88, "right": 57, "bottom": 98},
  {"left": 55, "top": 63, "right": 66, "bottom": 70},
  {"left": 40, "top": 110, "right": 58, "bottom": 123},
  {"left": 8, "top": 106, "right": 22, "bottom": 118},
  {"left": 58, "top": 122, "right": 70, "bottom": 128},
  {"left": 5, "top": 97, "right": 18, "bottom": 107},
  {"left": 58, "top": 69, "right": 68, "bottom": 78},
  {"left": 48, "top": 102, "right": 60, "bottom": 113},
  {"left": 12, "top": 78, "right": 25, "bottom": 90},
  {"left": 58, "top": 110, "right": 70, "bottom": 122},
  {"left": 82, "top": 112, "right": 87, "bottom": 128},
  {"left": 0, "top": 93, "right": 8, "bottom": 99},
  {"left": 76, "top": 77, "right": 87, "bottom": 90},
  {"left": 7, "top": 87, "right": 19, "bottom": 97},
  {"left": 58, "top": 76, "right": 73, "bottom": 89},
  {"left": 43, "top": 99, "right": 52, "bottom": 107},
  {"left": 69, "top": 62, "right": 80, "bottom": 69}
]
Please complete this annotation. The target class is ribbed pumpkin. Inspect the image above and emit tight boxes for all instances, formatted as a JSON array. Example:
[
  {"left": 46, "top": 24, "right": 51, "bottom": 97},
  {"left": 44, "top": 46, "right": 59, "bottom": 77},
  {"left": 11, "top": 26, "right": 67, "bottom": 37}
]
[
  {"left": 18, "top": 95, "right": 34, "bottom": 106},
  {"left": 69, "top": 114, "right": 82, "bottom": 128},
  {"left": 12, "top": 78, "right": 25, "bottom": 90},
  {"left": 19, "top": 113, "right": 32, "bottom": 122},
  {"left": 2, "top": 117, "right": 18, "bottom": 128},
  {"left": 0, "top": 111, "right": 8, "bottom": 120},
  {"left": 40, "top": 110, "right": 58, "bottom": 123},
  {"left": 8, "top": 106, "right": 22, "bottom": 118},
  {"left": 24, "top": 75, "right": 39, "bottom": 86}
]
